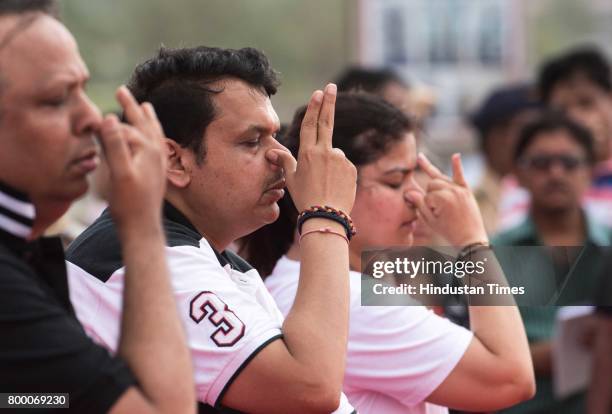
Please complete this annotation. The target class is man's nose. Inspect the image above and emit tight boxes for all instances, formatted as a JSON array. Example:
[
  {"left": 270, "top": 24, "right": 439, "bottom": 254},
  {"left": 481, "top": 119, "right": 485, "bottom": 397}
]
[
  {"left": 74, "top": 92, "right": 103, "bottom": 137},
  {"left": 405, "top": 175, "right": 424, "bottom": 200},
  {"left": 267, "top": 139, "right": 290, "bottom": 170},
  {"left": 548, "top": 161, "right": 568, "bottom": 177}
]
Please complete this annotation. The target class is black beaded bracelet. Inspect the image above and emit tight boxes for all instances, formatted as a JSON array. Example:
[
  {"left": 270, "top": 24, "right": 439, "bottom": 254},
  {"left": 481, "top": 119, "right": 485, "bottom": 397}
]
[
  {"left": 297, "top": 206, "right": 356, "bottom": 241},
  {"left": 456, "top": 242, "right": 491, "bottom": 261}
]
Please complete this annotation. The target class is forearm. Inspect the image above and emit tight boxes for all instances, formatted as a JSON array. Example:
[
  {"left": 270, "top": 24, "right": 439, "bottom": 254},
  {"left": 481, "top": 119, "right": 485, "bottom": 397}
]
[
  {"left": 469, "top": 305, "right": 532, "bottom": 368},
  {"left": 466, "top": 251, "right": 533, "bottom": 384},
  {"left": 117, "top": 219, "right": 195, "bottom": 413},
  {"left": 282, "top": 219, "right": 350, "bottom": 393}
]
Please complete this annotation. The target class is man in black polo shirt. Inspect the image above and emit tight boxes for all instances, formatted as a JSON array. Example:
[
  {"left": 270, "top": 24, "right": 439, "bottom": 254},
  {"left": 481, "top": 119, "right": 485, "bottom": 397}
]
[{"left": 0, "top": 1, "right": 194, "bottom": 413}]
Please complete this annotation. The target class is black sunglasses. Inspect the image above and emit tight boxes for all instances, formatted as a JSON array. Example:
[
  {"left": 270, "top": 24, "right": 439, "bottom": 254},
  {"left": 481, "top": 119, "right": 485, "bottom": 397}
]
[{"left": 519, "top": 154, "right": 588, "bottom": 172}]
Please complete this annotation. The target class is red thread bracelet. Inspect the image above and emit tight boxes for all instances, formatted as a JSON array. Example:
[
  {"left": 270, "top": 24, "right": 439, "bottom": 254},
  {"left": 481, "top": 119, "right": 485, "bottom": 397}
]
[{"left": 299, "top": 226, "right": 349, "bottom": 244}]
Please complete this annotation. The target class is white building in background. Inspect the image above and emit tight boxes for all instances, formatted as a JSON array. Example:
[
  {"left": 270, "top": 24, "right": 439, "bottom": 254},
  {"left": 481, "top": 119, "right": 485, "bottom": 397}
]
[
  {"left": 357, "top": 0, "right": 527, "bottom": 155},
  {"left": 356, "top": 0, "right": 612, "bottom": 183}
]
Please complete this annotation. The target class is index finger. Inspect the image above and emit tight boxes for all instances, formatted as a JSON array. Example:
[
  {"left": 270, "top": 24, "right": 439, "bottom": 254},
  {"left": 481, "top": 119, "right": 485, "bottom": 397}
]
[
  {"left": 451, "top": 153, "right": 469, "bottom": 187},
  {"left": 405, "top": 190, "right": 435, "bottom": 225},
  {"left": 417, "top": 153, "right": 448, "bottom": 181},
  {"left": 99, "top": 114, "right": 131, "bottom": 178},
  {"left": 140, "top": 102, "right": 165, "bottom": 145},
  {"left": 116, "top": 85, "right": 146, "bottom": 129},
  {"left": 299, "top": 90, "right": 324, "bottom": 151}
]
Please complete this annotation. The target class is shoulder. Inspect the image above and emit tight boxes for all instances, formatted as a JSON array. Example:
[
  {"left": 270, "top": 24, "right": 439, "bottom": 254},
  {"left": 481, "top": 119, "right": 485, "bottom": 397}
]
[
  {"left": 220, "top": 250, "right": 254, "bottom": 273},
  {"left": 0, "top": 243, "right": 60, "bottom": 308},
  {"left": 66, "top": 209, "right": 122, "bottom": 282},
  {"left": 67, "top": 208, "right": 208, "bottom": 282},
  {"left": 0, "top": 254, "right": 58, "bottom": 316},
  {"left": 0, "top": 244, "right": 32, "bottom": 276},
  {"left": 584, "top": 213, "right": 612, "bottom": 246},
  {"left": 164, "top": 215, "right": 202, "bottom": 248},
  {"left": 491, "top": 220, "right": 534, "bottom": 246}
]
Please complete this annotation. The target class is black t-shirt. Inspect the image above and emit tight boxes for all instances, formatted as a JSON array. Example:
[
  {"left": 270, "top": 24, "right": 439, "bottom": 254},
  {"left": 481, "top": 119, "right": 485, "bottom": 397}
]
[
  {"left": 596, "top": 250, "right": 612, "bottom": 316},
  {"left": 596, "top": 306, "right": 612, "bottom": 316},
  {"left": 0, "top": 183, "right": 135, "bottom": 413}
]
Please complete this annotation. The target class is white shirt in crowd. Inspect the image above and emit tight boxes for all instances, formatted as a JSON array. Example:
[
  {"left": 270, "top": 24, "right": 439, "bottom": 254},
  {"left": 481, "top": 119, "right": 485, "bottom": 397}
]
[{"left": 266, "top": 255, "right": 474, "bottom": 414}]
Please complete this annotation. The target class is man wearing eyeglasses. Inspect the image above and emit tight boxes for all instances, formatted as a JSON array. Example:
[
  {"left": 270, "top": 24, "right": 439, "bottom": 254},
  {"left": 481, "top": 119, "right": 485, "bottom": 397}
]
[
  {"left": 494, "top": 110, "right": 612, "bottom": 414},
  {"left": 538, "top": 47, "right": 612, "bottom": 227}
]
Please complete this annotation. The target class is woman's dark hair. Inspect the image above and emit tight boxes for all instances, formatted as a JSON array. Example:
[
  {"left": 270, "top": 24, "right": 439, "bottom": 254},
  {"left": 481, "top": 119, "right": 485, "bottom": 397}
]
[
  {"left": 240, "top": 92, "right": 413, "bottom": 276},
  {"left": 335, "top": 66, "right": 407, "bottom": 94}
]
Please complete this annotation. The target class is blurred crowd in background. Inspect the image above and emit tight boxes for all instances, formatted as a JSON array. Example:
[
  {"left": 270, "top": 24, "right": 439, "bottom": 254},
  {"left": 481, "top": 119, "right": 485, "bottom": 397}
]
[
  {"left": 47, "top": 1, "right": 612, "bottom": 413},
  {"left": 53, "top": 0, "right": 612, "bottom": 237}
]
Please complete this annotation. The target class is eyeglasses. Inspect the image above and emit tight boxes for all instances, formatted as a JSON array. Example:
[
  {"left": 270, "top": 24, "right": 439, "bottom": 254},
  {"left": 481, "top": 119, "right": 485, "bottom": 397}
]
[{"left": 519, "top": 154, "right": 588, "bottom": 172}]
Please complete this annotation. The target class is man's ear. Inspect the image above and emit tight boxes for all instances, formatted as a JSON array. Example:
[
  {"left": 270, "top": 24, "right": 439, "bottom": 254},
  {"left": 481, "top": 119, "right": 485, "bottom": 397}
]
[{"left": 166, "top": 139, "right": 191, "bottom": 188}]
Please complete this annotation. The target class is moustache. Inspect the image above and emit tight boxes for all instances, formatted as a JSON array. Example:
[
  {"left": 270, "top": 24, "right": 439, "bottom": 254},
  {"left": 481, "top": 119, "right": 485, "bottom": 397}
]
[{"left": 264, "top": 173, "right": 286, "bottom": 191}]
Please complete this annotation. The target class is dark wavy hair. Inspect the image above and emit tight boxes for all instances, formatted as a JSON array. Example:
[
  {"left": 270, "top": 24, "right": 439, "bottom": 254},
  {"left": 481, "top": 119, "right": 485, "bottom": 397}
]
[
  {"left": 240, "top": 92, "right": 413, "bottom": 276},
  {"left": 0, "top": 0, "right": 58, "bottom": 16},
  {"left": 127, "top": 46, "right": 280, "bottom": 163},
  {"left": 538, "top": 47, "right": 611, "bottom": 102},
  {"left": 335, "top": 66, "right": 407, "bottom": 94},
  {"left": 514, "top": 110, "right": 596, "bottom": 165}
]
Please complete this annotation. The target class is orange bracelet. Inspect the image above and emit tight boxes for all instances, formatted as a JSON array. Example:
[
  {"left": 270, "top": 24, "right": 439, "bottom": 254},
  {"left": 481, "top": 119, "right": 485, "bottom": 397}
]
[{"left": 299, "top": 226, "right": 349, "bottom": 244}]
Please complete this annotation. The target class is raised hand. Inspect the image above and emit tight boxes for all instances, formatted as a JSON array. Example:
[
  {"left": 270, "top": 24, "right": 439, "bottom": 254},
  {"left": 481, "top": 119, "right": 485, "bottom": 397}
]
[
  {"left": 98, "top": 86, "right": 167, "bottom": 230},
  {"left": 268, "top": 83, "right": 357, "bottom": 213},
  {"left": 407, "top": 153, "right": 488, "bottom": 247}
]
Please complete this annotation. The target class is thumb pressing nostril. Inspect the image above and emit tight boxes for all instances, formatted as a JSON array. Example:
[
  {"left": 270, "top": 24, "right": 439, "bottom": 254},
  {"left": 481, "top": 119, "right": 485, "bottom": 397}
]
[{"left": 266, "top": 150, "right": 279, "bottom": 163}]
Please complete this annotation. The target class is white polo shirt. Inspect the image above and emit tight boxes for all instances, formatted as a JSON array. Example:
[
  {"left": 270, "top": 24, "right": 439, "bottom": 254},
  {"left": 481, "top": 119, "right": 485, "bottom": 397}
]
[
  {"left": 65, "top": 203, "right": 354, "bottom": 413},
  {"left": 266, "top": 255, "right": 474, "bottom": 414}
]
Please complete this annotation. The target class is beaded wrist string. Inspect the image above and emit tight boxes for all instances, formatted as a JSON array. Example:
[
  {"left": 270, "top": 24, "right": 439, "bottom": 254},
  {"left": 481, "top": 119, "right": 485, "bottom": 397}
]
[
  {"left": 299, "top": 227, "right": 349, "bottom": 244},
  {"left": 297, "top": 205, "right": 356, "bottom": 243}
]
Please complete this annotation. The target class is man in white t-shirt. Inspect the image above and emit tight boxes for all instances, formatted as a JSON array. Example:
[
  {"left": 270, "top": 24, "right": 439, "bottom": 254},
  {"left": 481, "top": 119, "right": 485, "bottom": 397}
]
[{"left": 67, "top": 46, "right": 358, "bottom": 413}]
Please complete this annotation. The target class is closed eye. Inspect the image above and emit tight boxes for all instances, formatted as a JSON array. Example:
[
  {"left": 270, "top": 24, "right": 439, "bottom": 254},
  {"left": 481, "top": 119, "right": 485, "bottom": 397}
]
[
  {"left": 42, "top": 92, "right": 69, "bottom": 107},
  {"left": 243, "top": 138, "right": 261, "bottom": 148}
]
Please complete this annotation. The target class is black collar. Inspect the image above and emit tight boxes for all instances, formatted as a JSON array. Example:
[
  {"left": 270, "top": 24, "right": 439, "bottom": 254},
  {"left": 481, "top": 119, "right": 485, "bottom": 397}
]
[
  {"left": 163, "top": 200, "right": 201, "bottom": 236},
  {"left": 0, "top": 181, "right": 35, "bottom": 241},
  {"left": 162, "top": 200, "right": 233, "bottom": 268},
  {"left": 0, "top": 182, "right": 71, "bottom": 312}
]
